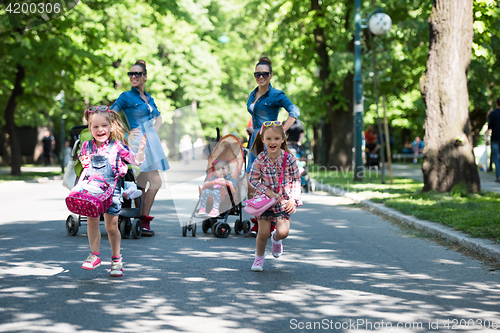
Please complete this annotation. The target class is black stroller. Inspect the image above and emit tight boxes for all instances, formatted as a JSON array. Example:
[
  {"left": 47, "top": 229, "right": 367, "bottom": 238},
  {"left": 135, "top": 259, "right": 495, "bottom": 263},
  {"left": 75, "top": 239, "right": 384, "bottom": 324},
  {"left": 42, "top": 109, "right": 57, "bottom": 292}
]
[
  {"left": 64, "top": 125, "right": 144, "bottom": 239},
  {"left": 182, "top": 129, "right": 250, "bottom": 238}
]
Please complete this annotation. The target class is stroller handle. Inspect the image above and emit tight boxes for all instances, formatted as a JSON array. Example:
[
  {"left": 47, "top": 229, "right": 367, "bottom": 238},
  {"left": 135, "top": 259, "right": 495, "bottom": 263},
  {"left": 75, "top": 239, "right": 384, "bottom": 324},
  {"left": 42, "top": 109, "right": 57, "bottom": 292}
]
[{"left": 70, "top": 125, "right": 89, "bottom": 141}]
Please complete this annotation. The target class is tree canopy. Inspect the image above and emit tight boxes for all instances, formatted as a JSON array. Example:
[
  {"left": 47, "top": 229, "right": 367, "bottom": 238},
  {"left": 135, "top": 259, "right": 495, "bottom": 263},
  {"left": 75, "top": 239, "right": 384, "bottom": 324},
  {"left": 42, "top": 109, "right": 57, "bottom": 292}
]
[{"left": 0, "top": 0, "right": 499, "bottom": 177}]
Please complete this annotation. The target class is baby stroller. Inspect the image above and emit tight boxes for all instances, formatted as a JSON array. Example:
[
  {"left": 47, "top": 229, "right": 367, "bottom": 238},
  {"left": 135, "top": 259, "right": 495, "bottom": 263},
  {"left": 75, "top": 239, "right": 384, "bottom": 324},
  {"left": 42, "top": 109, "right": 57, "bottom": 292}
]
[
  {"left": 288, "top": 143, "right": 311, "bottom": 193},
  {"left": 182, "top": 130, "right": 250, "bottom": 238},
  {"left": 64, "top": 125, "right": 144, "bottom": 239}
]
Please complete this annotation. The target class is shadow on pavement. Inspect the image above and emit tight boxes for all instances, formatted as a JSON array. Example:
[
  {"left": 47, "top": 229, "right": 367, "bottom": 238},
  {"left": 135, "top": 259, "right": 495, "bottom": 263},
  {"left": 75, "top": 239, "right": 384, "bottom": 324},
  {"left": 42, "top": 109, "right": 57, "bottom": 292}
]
[{"left": 0, "top": 194, "right": 499, "bottom": 332}]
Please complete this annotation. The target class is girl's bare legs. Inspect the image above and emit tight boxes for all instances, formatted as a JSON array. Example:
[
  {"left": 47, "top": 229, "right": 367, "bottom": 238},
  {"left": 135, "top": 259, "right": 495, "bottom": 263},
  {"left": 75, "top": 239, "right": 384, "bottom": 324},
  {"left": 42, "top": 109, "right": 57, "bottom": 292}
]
[
  {"left": 256, "top": 220, "right": 271, "bottom": 256},
  {"left": 104, "top": 213, "right": 121, "bottom": 257},
  {"left": 87, "top": 217, "right": 101, "bottom": 253},
  {"left": 273, "top": 219, "right": 290, "bottom": 242}
]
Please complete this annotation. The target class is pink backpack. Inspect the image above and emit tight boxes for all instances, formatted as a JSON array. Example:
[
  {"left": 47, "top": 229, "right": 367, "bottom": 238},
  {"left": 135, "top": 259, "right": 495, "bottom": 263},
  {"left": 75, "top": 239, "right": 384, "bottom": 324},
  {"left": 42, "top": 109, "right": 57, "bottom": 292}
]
[{"left": 66, "top": 174, "right": 117, "bottom": 218}]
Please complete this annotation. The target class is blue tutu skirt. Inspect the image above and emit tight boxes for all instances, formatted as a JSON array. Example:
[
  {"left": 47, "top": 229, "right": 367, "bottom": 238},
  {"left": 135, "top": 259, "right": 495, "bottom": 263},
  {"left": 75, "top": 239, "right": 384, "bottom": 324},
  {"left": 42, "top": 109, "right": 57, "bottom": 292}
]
[{"left": 137, "top": 120, "right": 170, "bottom": 173}]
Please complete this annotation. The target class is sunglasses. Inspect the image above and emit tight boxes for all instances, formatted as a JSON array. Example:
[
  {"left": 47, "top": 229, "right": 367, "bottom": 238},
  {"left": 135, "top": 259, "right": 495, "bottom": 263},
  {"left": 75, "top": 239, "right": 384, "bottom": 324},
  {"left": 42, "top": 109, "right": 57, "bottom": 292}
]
[
  {"left": 254, "top": 71, "right": 271, "bottom": 79},
  {"left": 127, "top": 71, "right": 145, "bottom": 78},
  {"left": 87, "top": 105, "right": 110, "bottom": 113},
  {"left": 263, "top": 120, "right": 282, "bottom": 127},
  {"left": 260, "top": 120, "right": 282, "bottom": 134}
]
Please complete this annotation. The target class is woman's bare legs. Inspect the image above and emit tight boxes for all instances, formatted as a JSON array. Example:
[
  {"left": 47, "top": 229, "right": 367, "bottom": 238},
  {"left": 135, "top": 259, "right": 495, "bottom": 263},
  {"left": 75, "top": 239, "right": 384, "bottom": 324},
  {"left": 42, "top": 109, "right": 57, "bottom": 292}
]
[{"left": 137, "top": 170, "right": 162, "bottom": 216}]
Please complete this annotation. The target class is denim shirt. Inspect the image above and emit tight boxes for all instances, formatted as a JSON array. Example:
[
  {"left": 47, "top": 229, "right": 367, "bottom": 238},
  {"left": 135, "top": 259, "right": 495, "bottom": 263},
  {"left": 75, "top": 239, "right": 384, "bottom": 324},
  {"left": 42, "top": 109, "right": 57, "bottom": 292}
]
[
  {"left": 110, "top": 87, "right": 160, "bottom": 130},
  {"left": 247, "top": 84, "right": 299, "bottom": 146}
]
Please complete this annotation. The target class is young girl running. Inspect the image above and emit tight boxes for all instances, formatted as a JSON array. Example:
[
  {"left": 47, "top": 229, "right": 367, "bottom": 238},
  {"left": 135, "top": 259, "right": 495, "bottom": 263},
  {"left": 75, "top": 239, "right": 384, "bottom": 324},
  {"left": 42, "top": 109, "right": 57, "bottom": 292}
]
[
  {"left": 248, "top": 120, "right": 302, "bottom": 272},
  {"left": 79, "top": 105, "right": 147, "bottom": 277}
]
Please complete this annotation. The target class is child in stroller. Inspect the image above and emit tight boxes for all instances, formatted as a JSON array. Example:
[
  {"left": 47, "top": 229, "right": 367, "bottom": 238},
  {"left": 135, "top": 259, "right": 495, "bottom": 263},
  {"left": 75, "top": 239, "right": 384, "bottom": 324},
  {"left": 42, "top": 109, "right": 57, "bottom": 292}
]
[
  {"left": 182, "top": 133, "right": 250, "bottom": 238},
  {"left": 197, "top": 160, "right": 237, "bottom": 218}
]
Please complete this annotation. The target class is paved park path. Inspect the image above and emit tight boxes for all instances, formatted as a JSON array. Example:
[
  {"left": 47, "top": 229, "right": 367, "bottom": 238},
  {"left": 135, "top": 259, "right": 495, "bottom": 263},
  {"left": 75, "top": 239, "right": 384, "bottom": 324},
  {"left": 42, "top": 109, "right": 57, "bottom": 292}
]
[{"left": 0, "top": 166, "right": 499, "bottom": 332}]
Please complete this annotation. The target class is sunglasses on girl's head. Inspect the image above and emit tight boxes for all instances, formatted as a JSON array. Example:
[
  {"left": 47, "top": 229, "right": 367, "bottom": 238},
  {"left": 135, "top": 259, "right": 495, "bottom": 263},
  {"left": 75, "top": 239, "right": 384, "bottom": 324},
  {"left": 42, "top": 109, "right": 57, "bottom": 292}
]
[
  {"left": 127, "top": 71, "right": 145, "bottom": 78},
  {"left": 87, "top": 105, "right": 110, "bottom": 113},
  {"left": 254, "top": 71, "right": 271, "bottom": 79},
  {"left": 260, "top": 120, "right": 283, "bottom": 134},
  {"left": 263, "top": 120, "right": 282, "bottom": 127}
]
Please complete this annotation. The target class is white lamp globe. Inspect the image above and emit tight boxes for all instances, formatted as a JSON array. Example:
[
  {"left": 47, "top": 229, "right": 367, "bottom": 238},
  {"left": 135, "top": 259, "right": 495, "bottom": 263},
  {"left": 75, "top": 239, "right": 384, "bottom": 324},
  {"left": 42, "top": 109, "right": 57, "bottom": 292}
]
[{"left": 368, "top": 13, "right": 392, "bottom": 35}]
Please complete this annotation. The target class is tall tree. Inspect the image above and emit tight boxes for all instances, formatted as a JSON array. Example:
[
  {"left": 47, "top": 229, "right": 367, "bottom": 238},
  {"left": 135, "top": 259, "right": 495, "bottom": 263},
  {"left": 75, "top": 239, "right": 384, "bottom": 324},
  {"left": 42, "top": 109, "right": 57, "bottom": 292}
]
[{"left": 420, "top": 0, "right": 480, "bottom": 192}]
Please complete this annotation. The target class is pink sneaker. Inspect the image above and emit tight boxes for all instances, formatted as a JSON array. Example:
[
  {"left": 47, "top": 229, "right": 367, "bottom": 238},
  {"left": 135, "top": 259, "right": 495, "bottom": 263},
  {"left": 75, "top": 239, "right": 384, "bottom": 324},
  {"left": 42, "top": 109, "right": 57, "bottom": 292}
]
[
  {"left": 251, "top": 256, "right": 264, "bottom": 272},
  {"left": 271, "top": 230, "right": 283, "bottom": 258},
  {"left": 110, "top": 256, "right": 123, "bottom": 277},
  {"left": 198, "top": 207, "right": 207, "bottom": 215},
  {"left": 208, "top": 209, "right": 219, "bottom": 217},
  {"left": 82, "top": 254, "right": 101, "bottom": 270}
]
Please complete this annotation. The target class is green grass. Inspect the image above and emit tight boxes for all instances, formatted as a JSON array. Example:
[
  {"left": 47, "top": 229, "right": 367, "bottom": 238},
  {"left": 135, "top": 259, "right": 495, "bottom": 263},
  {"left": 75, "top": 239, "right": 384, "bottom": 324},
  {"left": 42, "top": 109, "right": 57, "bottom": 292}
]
[
  {"left": 0, "top": 170, "right": 62, "bottom": 182},
  {"left": 310, "top": 165, "right": 500, "bottom": 243}
]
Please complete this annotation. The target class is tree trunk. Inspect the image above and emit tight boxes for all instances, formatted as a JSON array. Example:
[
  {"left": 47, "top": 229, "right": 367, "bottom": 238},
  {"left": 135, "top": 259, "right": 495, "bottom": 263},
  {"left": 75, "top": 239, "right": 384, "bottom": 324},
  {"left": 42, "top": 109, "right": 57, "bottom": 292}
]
[
  {"left": 312, "top": 123, "right": 321, "bottom": 165},
  {"left": 311, "top": 0, "right": 353, "bottom": 169},
  {"left": 4, "top": 65, "right": 25, "bottom": 176},
  {"left": 420, "top": 0, "right": 480, "bottom": 193}
]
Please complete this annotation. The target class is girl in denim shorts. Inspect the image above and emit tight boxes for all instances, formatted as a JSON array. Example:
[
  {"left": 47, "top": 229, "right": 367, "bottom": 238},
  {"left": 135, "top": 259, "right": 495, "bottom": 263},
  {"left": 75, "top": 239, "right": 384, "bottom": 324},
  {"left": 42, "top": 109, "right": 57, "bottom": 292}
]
[{"left": 78, "top": 105, "right": 146, "bottom": 277}]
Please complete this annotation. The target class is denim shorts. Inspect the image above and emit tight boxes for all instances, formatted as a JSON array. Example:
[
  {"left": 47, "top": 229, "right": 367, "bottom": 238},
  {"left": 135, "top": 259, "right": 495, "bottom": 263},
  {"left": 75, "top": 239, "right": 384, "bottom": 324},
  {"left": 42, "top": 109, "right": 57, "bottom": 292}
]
[{"left": 106, "top": 186, "right": 123, "bottom": 216}]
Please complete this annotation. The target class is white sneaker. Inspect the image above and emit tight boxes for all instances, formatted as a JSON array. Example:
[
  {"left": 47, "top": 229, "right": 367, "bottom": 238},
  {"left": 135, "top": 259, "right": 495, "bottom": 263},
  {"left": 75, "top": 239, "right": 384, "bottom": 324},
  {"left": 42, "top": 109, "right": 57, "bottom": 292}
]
[
  {"left": 110, "top": 256, "right": 123, "bottom": 277},
  {"left": 125, "top": 189, "right": 142, "bottom": 200}
]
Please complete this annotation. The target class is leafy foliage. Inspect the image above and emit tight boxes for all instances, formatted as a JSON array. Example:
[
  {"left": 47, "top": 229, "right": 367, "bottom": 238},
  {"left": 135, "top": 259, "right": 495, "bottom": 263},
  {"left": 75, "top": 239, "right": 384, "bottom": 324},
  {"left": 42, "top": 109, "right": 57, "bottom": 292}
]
[{"left": 0, "top": 0, "right": 499, "bottom": 172}]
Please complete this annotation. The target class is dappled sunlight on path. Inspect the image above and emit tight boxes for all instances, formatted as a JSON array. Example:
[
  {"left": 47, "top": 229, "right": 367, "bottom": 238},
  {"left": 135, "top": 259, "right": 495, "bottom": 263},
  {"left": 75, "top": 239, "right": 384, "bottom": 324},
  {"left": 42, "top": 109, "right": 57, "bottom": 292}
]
[{"left": 0, "top": 185, "right": 499, "bottom": 332}]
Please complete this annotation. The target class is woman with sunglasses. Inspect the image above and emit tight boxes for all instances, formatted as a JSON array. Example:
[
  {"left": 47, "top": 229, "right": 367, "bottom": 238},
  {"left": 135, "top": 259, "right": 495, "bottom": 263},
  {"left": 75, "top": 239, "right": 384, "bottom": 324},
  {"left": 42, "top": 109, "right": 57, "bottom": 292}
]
[
  {"left": 110, "top": 59, "right": 169, "bottom": 237},
  {"left": 245, "top": 56, "right": 300, "bottom": 236}
]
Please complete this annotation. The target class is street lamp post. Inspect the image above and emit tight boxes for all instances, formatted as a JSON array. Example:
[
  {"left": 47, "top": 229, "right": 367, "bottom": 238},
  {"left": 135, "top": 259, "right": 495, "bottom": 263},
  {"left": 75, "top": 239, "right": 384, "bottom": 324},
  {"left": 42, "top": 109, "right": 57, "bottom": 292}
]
[
  {"left": 353, "top": 0, "right": 364, "bottom": 181},
  {"left": 368, "top": 12, "right": 392, "bottom": 183},
  {"left": 353, "top": 4, "right": 391, "bottom": 182},
  {"left": 56, "top": 91, "right": 65, "bottom": 172}
]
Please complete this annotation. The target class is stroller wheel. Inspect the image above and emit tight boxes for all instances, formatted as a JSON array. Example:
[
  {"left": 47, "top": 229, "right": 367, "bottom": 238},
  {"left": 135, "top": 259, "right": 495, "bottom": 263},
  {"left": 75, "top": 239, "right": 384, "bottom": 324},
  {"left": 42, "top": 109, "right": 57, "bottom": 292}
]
[
  {"left": 66, "top": 214, "right": 80, "bottom": 236},
  {"left": 119, "top": 217, "right": 131, "bottom": 239},
  {"left": 131, "top": 218, "right": 142, "bottom": 239},
  {"left": 192, "top": 222, "right": 196, "bottom": 237},
  {"left": 214, "top": 222, "right": 231, "bottom": 238},
  {"left": 234, "top": 219, "right": 243, "bottom": 234},
  {"left": 212, "top": 222, "right": 220, "bottom": 236},
  {"left": 242, "top": 220, "right": 251, "bottom": 234},
  {"left": 202, "top": 219, "right": 211, "bottom": 233},
  {"left": 182, "top": 223, "right": 187, "bottom": 237}
]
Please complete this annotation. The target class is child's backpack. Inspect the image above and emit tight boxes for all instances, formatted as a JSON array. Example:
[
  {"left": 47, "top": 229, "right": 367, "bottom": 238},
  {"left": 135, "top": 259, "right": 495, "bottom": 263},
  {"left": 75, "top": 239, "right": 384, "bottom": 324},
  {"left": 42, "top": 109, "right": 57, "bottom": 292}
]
[{"left": 66, "top": 174, "right": 117, "bottom": 218}]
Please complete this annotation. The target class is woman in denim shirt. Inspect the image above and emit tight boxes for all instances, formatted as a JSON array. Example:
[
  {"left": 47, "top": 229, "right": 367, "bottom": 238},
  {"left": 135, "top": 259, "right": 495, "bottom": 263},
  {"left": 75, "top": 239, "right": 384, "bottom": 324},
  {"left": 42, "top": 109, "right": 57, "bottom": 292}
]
[
  {"left": 247, "top": 56, "right": 300, "bottom": 172},
  {"left": 111, "top": 60, "right": 169, "bottom": 236}
]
